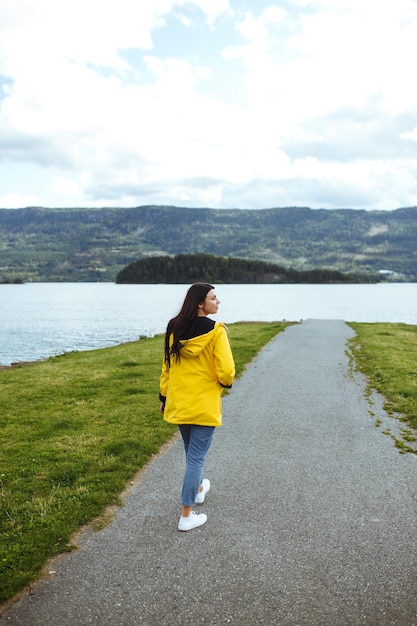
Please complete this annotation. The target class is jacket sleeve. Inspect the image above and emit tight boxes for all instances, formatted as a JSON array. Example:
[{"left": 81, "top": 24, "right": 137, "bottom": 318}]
[
  {"left": 214, "top": 324, "right": 235, "bottom": 388},
  {"left": 159, "top": 357, "right": 169, "bottom": 402}
]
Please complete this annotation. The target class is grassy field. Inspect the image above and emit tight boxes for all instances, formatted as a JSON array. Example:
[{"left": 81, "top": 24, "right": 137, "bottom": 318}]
[
  {"left": 349, "top": 322, "right": 417, "bottom": 454},
  {"left": 0, "top": 322, "right": 290, "bottom": 603}
]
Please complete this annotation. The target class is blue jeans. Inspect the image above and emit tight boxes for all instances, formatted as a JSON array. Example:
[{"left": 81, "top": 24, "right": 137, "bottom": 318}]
[{"left": 178, "top": 424, "right": 215, "bottom": 506}]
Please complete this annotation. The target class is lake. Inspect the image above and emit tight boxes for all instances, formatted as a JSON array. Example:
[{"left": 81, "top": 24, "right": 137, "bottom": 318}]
[{"left": 1, "top": 282, "right": 416, "bottom": 366}]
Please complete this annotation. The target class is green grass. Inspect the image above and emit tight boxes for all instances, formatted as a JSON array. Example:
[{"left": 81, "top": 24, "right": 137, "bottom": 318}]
[
  {"left": 0, "top": 321, "right": 290, "bottom": 603},
  {"left": 348, "top": 322, "right": 417, "bottom": 452}
]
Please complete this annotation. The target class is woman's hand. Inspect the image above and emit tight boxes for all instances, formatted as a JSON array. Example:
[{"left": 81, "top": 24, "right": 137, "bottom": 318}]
[{"left": 159, "top": 402, "right": 165, "bottom": 414}]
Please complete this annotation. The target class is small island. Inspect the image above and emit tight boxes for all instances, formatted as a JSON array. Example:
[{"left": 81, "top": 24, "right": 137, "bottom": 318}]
[{"left": 116, "top": 253, "right": 377, "bottom": 284}]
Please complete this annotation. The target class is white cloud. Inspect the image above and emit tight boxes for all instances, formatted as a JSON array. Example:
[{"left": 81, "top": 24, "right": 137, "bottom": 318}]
[
  {"left": 0, "top": 191, "right": 39, "bottom": 209},
  {"left": 401, "top": 126, "right": 417, "bottom": 142},
  {"left": 50, "top": 175, "right": 81, "bottom": 197},
  {"left": 0, "top": 0, "right": 417, "bottom": 210}
]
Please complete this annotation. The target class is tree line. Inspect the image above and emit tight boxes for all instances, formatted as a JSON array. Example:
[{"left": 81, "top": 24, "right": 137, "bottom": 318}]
[{"left": 116, "top": 253, "right": 376, "bottom": 284}]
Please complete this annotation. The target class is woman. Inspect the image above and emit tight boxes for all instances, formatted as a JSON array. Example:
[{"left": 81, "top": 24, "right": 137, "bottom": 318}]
[{"left": 159, "top": 283, "right": 235, "bottom": 531}]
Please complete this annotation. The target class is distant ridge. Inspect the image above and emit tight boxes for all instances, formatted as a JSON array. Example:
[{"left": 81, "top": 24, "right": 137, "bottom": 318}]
[{"left": 0, "top": 205, "right": 416, "bottom": 282}]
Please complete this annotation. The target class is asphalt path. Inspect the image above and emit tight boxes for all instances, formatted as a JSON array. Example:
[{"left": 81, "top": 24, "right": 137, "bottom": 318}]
[{"left": 1, "top": 320, "right": 416, "bottom": 625}]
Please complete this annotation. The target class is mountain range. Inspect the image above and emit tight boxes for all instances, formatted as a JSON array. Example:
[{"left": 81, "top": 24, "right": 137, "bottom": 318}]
[{"left": 0, "top": 205, "right": 416, "bottom": 282}]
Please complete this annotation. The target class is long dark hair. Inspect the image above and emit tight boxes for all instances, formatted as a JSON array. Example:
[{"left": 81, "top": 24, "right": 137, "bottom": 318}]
[{"left": 164, "top": 283, "right": 214, "bottom": 367}]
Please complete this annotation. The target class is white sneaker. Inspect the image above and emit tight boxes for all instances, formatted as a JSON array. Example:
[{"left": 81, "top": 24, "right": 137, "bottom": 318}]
[
  {"left": 178, "top": 511, "right": 207, "bottom": 531},
  {"left": 195, "top": 478, "right": 210, "bottom": 504}
]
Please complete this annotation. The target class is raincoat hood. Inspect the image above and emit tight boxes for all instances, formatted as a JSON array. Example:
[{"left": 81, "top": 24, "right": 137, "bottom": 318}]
[{"left": 179, "top": 326, "right": 218, "bottom": 358}]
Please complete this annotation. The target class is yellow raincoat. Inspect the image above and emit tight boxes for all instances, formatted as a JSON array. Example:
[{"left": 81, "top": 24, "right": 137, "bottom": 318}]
[{"left": 160, "top": 322, "right": 235, "bottom": 427}]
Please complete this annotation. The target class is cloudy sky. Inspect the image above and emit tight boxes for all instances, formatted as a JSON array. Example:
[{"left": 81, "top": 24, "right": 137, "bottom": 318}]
[{"left": 1, "top": 0, "right": 417, "bottom": 211}]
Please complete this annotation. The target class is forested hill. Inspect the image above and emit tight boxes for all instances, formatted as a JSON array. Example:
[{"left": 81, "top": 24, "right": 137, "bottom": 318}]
[
  {"left": 0, "top": 205, "right": 416, "bottom": 282},
  {"left": 116, "top": 254, "right": 373, "bottom": 284}
]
